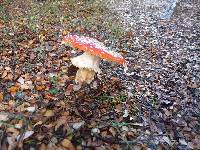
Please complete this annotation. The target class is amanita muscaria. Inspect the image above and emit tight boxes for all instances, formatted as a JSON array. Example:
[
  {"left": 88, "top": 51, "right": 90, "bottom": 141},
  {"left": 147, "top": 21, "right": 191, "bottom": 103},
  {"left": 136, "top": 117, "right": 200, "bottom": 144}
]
[{"left": 62, "top": 34, "right": 127, "bottom": 84}]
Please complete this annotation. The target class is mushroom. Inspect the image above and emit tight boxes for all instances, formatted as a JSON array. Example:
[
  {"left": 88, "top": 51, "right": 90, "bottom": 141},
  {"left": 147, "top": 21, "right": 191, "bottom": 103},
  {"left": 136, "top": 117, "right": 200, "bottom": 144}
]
[{"left": 62, "top": 34, "right": 127, "bottom": 84}]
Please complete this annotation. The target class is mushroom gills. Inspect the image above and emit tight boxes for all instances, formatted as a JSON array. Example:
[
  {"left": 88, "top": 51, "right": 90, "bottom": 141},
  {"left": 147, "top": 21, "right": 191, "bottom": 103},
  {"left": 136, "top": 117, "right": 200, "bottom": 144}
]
[{"left": 71, "top": 52, "right": 101, "bottom": 84}]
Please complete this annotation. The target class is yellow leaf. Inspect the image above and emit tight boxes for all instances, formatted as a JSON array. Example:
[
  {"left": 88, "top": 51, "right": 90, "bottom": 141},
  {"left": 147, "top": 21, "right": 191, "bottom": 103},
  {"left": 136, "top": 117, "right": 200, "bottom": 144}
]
[
  {"left": 34, "top": 121, "right": 43, "bottom": 127},
  {"left": 8, "top": 100, "right": 15, "bottom": 107},
  {"left": 7, "top": 86, "right": 19, "bottom": 96},
  {"left": 0, "top": 92, "right": 3, "bottom": 101},
  {"left": 36, "top": 85, "right": 46, "bottom": 91},
  {"left": 61, "top": 139, "right": 75, "bottom": 150},
  {"left": 44, "top": 110, "right": 54, "bottom": 117}
]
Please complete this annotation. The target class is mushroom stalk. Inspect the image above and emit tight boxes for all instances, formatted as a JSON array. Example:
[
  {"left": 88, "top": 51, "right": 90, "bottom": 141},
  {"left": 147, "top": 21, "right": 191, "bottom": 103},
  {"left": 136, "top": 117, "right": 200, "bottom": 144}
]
[
  {"left": 63, "top": 35, "right": 127, "bottom": 84},
  {"left": 71, "top": 52, "right": 101, "bottom": 84}
]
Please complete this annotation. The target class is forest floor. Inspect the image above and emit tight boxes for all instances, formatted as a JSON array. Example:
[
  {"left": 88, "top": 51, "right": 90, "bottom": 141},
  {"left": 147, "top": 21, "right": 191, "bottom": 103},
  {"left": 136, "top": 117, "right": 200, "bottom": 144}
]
[{"left": 0, "top": 0, "right": 199, "bottom": 150}]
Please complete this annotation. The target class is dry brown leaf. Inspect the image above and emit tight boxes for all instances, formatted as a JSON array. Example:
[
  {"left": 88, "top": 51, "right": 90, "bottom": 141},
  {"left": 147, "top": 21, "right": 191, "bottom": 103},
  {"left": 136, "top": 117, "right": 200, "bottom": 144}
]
[
  {"left": 15, "top": 120, "right": 23, "bottom": 129},
  {"left": 34, "top": 121, "right": 43, "bottom": 127},
  {"left": 40, "top": 143, "right": 47, "bottom": 150},
  {"left": 115, "top": 104, "right": 123, "bottom": 113},
  {"left": 1, "top": 70, "right": 8, "bottom": 78},
  {"left": 36, "top": 85, "right": 46, "bottom": 91},
  {"left": 7, "top": 73, "right": 13, "bottom": 80},
  {"left": 109, "top": 127, "right": 117, "bottom": 136},
  {"left": 118, "top": 49, "right": 129, "bottom": 54},
  {"left": 5, "top": 67, "right": 11, "bottom": 71},
  {"left": 7, "top": 86, "right": 19, "bottom": 96},
  {"left": 65, "top": 84, "right": 74, "bottom": 96},
  {"left": 0, "top": 113, "right": 9, "bottom": 121},
  {"left": 20, "top": 84, "right": 30, "bottom": 90},
  {"left": 44, "top": 93, "right": 54, "bottom": 100},
  {"left": 101, "top": 131, "right": 108, "bottom": 137},
  {"left": 111, "top": 144, "right": 121, "bottom": 150},
  {"left": 30, "top": 52, "right": 35, "bottom": 60},
  {"left": 0, "top": 21, "right": 5, "bottom": 28},
  {"left": 8, "top": 100, "right": 15, "bottom": 107},
  {"left": 55, "top": 116, "right": 67, "bottom": 131},
  {"left": 28, "top": 40, "right": 34, "bottom": 45},
  {"left": 0, "top": 92, "right": 3, "bottom": 101},
  {"left": 61, "top": 139, "right": 75, "bottom": 150},
  {"left": 44, "top": 110, "right": 54, "bottom": 117},
  {"left": 7, "top": 127, "right": 20, "bottom": 137},
  {"left": 63, "top": 57, "right": 70, "bottom": 61}
]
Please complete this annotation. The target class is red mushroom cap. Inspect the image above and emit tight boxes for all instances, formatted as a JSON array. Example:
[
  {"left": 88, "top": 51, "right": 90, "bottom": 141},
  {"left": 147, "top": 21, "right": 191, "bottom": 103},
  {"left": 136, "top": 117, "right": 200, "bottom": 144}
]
[{"left": 63, "top": 35, "right": 126, "bottom": 65}]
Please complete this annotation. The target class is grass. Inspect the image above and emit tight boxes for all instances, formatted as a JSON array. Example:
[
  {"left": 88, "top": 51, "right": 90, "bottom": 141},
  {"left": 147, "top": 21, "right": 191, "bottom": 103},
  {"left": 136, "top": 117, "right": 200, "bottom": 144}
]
[
  {"left": 1, "top": 0, "right": 126, "bottom": 38},
  {"left": 98, "top": 94, "right": 127, "bottom": 103},
  {"left": 0, "top": 0, "right": 12, "bottom": 21}
]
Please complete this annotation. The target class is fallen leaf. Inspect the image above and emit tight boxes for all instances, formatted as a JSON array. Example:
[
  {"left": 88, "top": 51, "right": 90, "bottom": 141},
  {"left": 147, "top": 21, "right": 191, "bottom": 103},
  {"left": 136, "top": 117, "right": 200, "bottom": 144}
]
[
  {"left": 36, "top": 85, "right": 46, "bottom": 91},
  {"left": 8, "top": 100, "right": 15, "bottom": 107},
  {"left": 73, "top": 84, "right": 81, "bottom": 91},
  {"left": 5, "top": 67, "right": 11, "bottom": 71},
  {"left": 109, "top": 127, "right": 117, "bottom": 136},
  {"left": 118, "top": 49, "right": 129, "bottom": 54},
  {"left": 61, "top": 139, "right": 75, "bottom": 150},
  {"left": 26, "top": 106, "right": 36, "bottom": 112},
  {"left": 0, "top": 92, "right": 3, "bottom": 101},
  {"left": 55, "top": 118, "right": 67, "bottom": 131},
  {"left": 1, "top": 70, "right": 8, "bottom": 78},
  {"left": 72, "top": 121, "right": 85, "bottom": 130},
  {"left": 63, "top": 57, "right": 70, "bottom": 61},
  {"left": 7, "top": 127, "right": 19, "bottom": 137},
  {"left": 34, "top": 121, "right": 43, "bottom": 127},
  {"left": 17, "top": 77, "right": 25, "bottom": 85},
  {"left": 65, "top": 84, "right": 74, "bottom": 96},
  {"left": 40, "top": 143, "right": 47, "bottom": 150},
  {"left": 0, "top": 113, "right": 9, "bottom": 121},
  {"left": 132, "top": 123, "right": 143, "bottom": 127},
  {"left": 91, "top": 128, "right": 100, "bottom": 134},
  {"left": 111, "top": 144, "right": 121, "bottom": 150},
  {"left": 15, "top": 120, "right": 23, "bottom": 129},
  {"left": 123, "top": 109, "right": 129, "bottom": 118},
  {"left": 0, "top": 21, "right": 5, "bottom": 28},
  {"left": 17, "top": 131, "right": 34, "bottom": 141},
  {"left": 163, "top": 136, "right": 172, "bottom": 146},
  {"left": 7, "top": 86, "right": 19, "bottom": 96},
  {"left": 122, "top": 126, "right": 129, "bottom": 131},
  {"left": 7, "top": 137, "right": 16, "bottom": 150},
  {"left": 44, "top": 110, "right": 54, "bottom": 117},
  {"left": 20, "top": 84, "right": 30, "bottom": 90},
  {"left": 179, "top": 138, "right": 188, "bottom": 146},
  {"left": 30, "top": 52, "right": 35, "bottom": 60},
  {"left": 133, "top": 145, "right": 142, "bottom": 150},
  {"left": 110, "top": 77, "right": 120, "bottom": 82},
  {"left": 7, "top": 73, "right": 13, "bottom": 80},
  {"left": 101, "top": 131, "right": 108, "bottom": 137}
]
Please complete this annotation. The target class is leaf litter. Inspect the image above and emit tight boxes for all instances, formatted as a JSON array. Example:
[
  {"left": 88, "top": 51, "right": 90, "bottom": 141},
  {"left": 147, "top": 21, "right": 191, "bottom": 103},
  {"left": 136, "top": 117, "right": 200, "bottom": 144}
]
[{"left": 0, "top": 0, "right": 200, "bottom": 149}]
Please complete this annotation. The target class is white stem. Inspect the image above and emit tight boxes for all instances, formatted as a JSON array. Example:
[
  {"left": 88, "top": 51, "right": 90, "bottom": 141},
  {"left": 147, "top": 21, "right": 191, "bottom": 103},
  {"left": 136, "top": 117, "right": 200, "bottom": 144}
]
[
  {"left": 71, "top": 52, "right": 101, "bottom": 84},
  {"left": 75, "top": 68, "right": 96, "bottom": 84}
]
